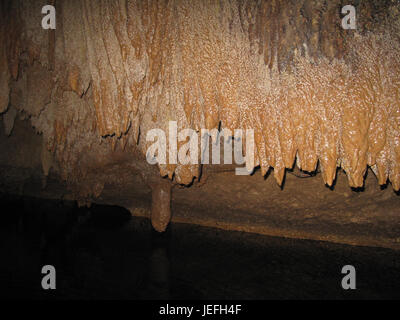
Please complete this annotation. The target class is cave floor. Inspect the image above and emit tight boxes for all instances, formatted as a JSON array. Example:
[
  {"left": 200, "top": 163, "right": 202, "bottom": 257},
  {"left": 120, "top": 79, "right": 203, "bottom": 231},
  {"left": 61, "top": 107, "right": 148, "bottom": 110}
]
[{"left": 0, "top": 195, "right": 399, "bottom": 300}]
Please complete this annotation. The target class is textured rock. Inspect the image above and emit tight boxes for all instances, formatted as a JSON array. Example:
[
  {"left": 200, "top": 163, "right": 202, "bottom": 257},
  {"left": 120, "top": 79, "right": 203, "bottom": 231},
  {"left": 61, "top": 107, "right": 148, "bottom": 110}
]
[
  {"left": 150, "top": 181, "right": 172, "bottom": 232},
  {"left": 2, "top": 105, "right": 17, "bottom": 136},
  {"left": 0, "top": 0, "right": 399, "bottom": 234}
]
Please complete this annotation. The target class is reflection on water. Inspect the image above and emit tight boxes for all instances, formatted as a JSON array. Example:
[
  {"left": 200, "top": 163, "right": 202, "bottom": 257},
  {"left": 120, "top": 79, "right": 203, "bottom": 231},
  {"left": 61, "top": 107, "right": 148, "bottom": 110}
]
[
  {"left": 0, "top": 193, "right": 399, "bottom": 299},
  {"left": 146, "top": 244, "right": 171, "bottom": 299}
]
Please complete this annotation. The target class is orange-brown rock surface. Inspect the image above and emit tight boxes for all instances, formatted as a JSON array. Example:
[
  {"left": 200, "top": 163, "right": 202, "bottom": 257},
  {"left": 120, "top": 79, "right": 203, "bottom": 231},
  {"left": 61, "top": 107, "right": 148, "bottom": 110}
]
[{"left": 0, "top": 0, "right": 400, "bottom": 234}]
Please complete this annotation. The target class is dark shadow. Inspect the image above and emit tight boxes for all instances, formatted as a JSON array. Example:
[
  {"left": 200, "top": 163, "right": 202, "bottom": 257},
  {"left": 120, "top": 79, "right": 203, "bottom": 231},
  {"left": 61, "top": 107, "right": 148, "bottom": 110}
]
[
  {"left": 142, "top": 228, "right": 172, "bottom": 299},
  {"left": 85, "top": 203, "right": 131, "bottom": 229}
]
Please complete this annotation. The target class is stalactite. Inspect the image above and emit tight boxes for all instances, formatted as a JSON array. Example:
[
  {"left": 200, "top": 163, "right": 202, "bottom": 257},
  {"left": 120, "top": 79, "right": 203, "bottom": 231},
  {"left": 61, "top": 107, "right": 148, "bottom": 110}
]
[
  {"left": 150, "top": 181, "right": 172, "bottom": 232},
  {"left": 1, "top": 0, "right": 400, "bottom": 203}
]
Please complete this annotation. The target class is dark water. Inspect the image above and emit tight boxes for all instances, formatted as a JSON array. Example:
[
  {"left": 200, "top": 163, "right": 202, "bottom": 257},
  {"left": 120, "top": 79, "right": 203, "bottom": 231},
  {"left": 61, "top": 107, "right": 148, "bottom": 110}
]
[{"left": 0, "top": 194, "right": 399, "bottom": 300}]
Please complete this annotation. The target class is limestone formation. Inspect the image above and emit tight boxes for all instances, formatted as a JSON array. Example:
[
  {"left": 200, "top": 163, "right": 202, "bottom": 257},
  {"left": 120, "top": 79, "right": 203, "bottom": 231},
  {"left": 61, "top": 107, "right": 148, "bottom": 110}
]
[{"left": 0, "top": 0, "right": 399, "bottom": 232}]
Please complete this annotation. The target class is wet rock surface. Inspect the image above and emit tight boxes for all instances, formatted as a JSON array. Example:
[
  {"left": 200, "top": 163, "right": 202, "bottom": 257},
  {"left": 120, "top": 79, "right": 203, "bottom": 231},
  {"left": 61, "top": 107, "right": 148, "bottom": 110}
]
[
  {"left": 0, "top": 107, "right": 399, "bottom": 249},
  {"left": 0, "top": 0, "right": 399, "bottom": 246}
]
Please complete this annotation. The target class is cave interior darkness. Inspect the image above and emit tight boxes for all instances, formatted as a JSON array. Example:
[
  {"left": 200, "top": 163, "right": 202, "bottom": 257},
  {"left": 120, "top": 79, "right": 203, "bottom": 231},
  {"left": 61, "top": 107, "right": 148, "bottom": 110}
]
[{"left": 0, "top": 0, "right": 400, "bottom": 300}]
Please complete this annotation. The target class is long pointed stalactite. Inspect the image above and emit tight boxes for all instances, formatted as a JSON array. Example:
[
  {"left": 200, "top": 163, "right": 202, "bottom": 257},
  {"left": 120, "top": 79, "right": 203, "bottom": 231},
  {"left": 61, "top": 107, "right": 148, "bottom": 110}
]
[
  {"left": 0, "top": 0, "right": 399, "bottom": 209},
  {"left": 150, "top": 181, "right": 172, "bottom": 232}
]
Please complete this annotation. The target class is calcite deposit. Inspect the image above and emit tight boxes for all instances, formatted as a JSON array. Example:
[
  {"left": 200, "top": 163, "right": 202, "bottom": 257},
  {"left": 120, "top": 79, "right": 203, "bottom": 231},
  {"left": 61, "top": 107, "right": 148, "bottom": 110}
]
[
  {"left": 0, "top": 0, "right": 399, "bottom": 233},
  {"left": 150, "top": 181, "right": 171, "bottom": 232}
]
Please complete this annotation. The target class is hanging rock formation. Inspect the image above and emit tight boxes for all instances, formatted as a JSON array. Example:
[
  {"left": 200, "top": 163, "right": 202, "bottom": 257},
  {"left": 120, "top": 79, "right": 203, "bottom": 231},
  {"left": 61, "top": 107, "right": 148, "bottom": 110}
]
[
  {"left": 0, "top": 0, "right": 399, "bottom": 235},
  {"left": 150, "top": 181, "right": 171, "bottom": 232}
]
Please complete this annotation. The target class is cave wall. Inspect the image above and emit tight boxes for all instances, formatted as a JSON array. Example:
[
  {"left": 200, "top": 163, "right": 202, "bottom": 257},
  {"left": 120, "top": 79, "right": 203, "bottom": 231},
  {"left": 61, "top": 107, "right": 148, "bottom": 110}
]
[{"left": 0, "top": 0, "right": 399, "bottom": 244}]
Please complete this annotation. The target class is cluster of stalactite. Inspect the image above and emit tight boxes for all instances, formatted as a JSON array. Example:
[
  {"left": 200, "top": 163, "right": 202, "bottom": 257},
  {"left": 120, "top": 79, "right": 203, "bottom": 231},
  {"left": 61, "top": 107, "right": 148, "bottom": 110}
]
[{"left": 0, "top": 0, "right": 400, "bottom": 201}]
